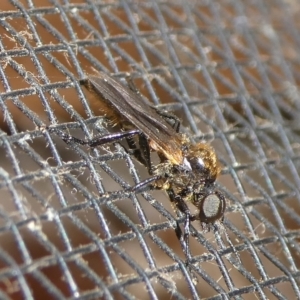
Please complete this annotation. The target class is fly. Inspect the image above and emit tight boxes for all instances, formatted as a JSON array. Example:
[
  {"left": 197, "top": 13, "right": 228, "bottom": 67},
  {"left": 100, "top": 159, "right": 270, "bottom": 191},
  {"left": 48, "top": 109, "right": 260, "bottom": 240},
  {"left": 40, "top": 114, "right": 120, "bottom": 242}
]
[{"left": 46, "top": 72, "right": 226, "bottom": 262}]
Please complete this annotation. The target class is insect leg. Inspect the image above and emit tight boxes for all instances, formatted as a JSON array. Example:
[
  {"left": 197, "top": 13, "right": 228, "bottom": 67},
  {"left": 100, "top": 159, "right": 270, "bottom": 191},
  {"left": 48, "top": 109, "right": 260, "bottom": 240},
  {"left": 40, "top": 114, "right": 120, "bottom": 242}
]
[
  {"left": 89, "top": 130, "right": 141, "bottom": 147},
  {"left": 138, "top": 134, "right": 152, "bottom": 173},
  {"left": 167, "top": 189, "right": 194, "bottom": 261},
  {"left": 125, "top": 74, "right": 140, "bottom": 95},
  {"left": 125, "top": 134, "right": 152, "bottom": 174},
  {"left": 126, "top": 136, "right": 147, "bottom": 164},
  {"left": 46, "top": 126, "right": 141, "bottom": 147},
  {"left": 131, "top": 175, "right": 161, "bottom": 193},
  {"left": 153, "top": 108, "right": 181, "bottom": 133}
]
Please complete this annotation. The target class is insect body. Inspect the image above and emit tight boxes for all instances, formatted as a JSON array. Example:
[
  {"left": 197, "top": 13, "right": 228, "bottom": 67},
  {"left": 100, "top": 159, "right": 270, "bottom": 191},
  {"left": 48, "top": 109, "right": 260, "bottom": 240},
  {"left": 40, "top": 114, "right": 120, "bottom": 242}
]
[{"left": 48, "top": 72, "right": 226, "bottom": 260}]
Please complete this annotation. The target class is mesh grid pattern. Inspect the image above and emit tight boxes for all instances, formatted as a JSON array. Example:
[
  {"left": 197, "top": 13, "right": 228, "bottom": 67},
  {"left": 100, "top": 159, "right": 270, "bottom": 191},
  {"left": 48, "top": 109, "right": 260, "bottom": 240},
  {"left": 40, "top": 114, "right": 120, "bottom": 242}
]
[{"left": 0, "top": 0, "right": 300, "bottom": 299}]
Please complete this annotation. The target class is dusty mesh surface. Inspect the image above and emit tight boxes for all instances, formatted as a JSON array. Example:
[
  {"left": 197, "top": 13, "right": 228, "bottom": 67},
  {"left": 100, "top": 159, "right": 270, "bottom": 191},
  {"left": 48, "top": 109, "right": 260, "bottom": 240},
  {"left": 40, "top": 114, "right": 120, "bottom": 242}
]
[{"left": 0, "top": 0, "right": 300, "bottom": 299}]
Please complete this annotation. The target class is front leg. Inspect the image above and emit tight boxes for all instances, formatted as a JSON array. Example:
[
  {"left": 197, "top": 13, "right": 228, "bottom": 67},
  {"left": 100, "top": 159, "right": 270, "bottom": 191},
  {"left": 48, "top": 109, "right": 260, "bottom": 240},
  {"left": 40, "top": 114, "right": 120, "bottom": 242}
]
[{"left": 167, "top": 189, "right": 195, "bottom": 262}]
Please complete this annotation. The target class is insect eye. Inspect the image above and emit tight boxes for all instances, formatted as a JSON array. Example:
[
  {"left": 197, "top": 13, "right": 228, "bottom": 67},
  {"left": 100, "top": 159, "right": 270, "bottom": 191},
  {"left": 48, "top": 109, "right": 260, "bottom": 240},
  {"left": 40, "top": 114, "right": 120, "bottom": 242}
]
[
  {"left": 198, "top": 192, "right": 226, "bottom": 224},
  {"left": 185, "top": 156, "right": 206, "bottom": 173}
]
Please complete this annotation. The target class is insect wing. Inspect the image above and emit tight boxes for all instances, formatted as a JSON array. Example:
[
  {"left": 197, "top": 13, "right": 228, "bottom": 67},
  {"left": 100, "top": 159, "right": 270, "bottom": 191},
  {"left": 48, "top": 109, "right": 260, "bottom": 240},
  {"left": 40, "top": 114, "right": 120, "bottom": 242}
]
[{"left": 82, "top": 74, "right": 183, "bottom": 164}]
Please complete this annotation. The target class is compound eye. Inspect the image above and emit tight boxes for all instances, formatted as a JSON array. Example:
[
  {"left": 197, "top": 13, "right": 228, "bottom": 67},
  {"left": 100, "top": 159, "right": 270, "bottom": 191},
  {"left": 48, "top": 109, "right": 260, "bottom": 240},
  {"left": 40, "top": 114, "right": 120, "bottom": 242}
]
[
  {"left": 186, "top": 156, "right": 205, "bottom": 173},
  {"left": 199, "top": 192, "right": 226, "bottom": 224}
]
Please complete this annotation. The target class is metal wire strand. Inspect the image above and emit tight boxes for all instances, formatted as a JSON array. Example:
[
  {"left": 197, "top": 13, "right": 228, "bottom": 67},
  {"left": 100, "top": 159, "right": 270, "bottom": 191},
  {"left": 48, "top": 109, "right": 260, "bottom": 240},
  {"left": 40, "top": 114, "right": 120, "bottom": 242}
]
[{"left": 0, "top": 0, "right": 299, "bottom": 299}]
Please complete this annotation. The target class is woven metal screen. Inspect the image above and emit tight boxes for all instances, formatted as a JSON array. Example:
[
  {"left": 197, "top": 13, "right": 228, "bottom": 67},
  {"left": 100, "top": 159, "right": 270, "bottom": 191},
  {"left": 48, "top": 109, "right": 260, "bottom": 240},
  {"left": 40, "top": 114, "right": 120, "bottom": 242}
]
[{"left": 0, "top": 0, "right": 300, "bottom": 299}]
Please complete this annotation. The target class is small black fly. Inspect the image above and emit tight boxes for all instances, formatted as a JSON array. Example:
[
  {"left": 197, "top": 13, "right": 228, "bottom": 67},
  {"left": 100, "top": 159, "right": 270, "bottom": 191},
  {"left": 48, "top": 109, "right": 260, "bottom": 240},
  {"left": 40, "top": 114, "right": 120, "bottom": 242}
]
[{"left": 46, "top": 72, "right": 226, "bottom": 262}]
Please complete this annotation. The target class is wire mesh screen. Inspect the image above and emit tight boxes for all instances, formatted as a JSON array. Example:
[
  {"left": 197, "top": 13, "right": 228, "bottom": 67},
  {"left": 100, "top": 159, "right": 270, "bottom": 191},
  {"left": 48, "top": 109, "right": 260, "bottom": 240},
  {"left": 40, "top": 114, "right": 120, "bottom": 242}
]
[{"left": 0, "top": 0, "right": 300, "bottom": 299}]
